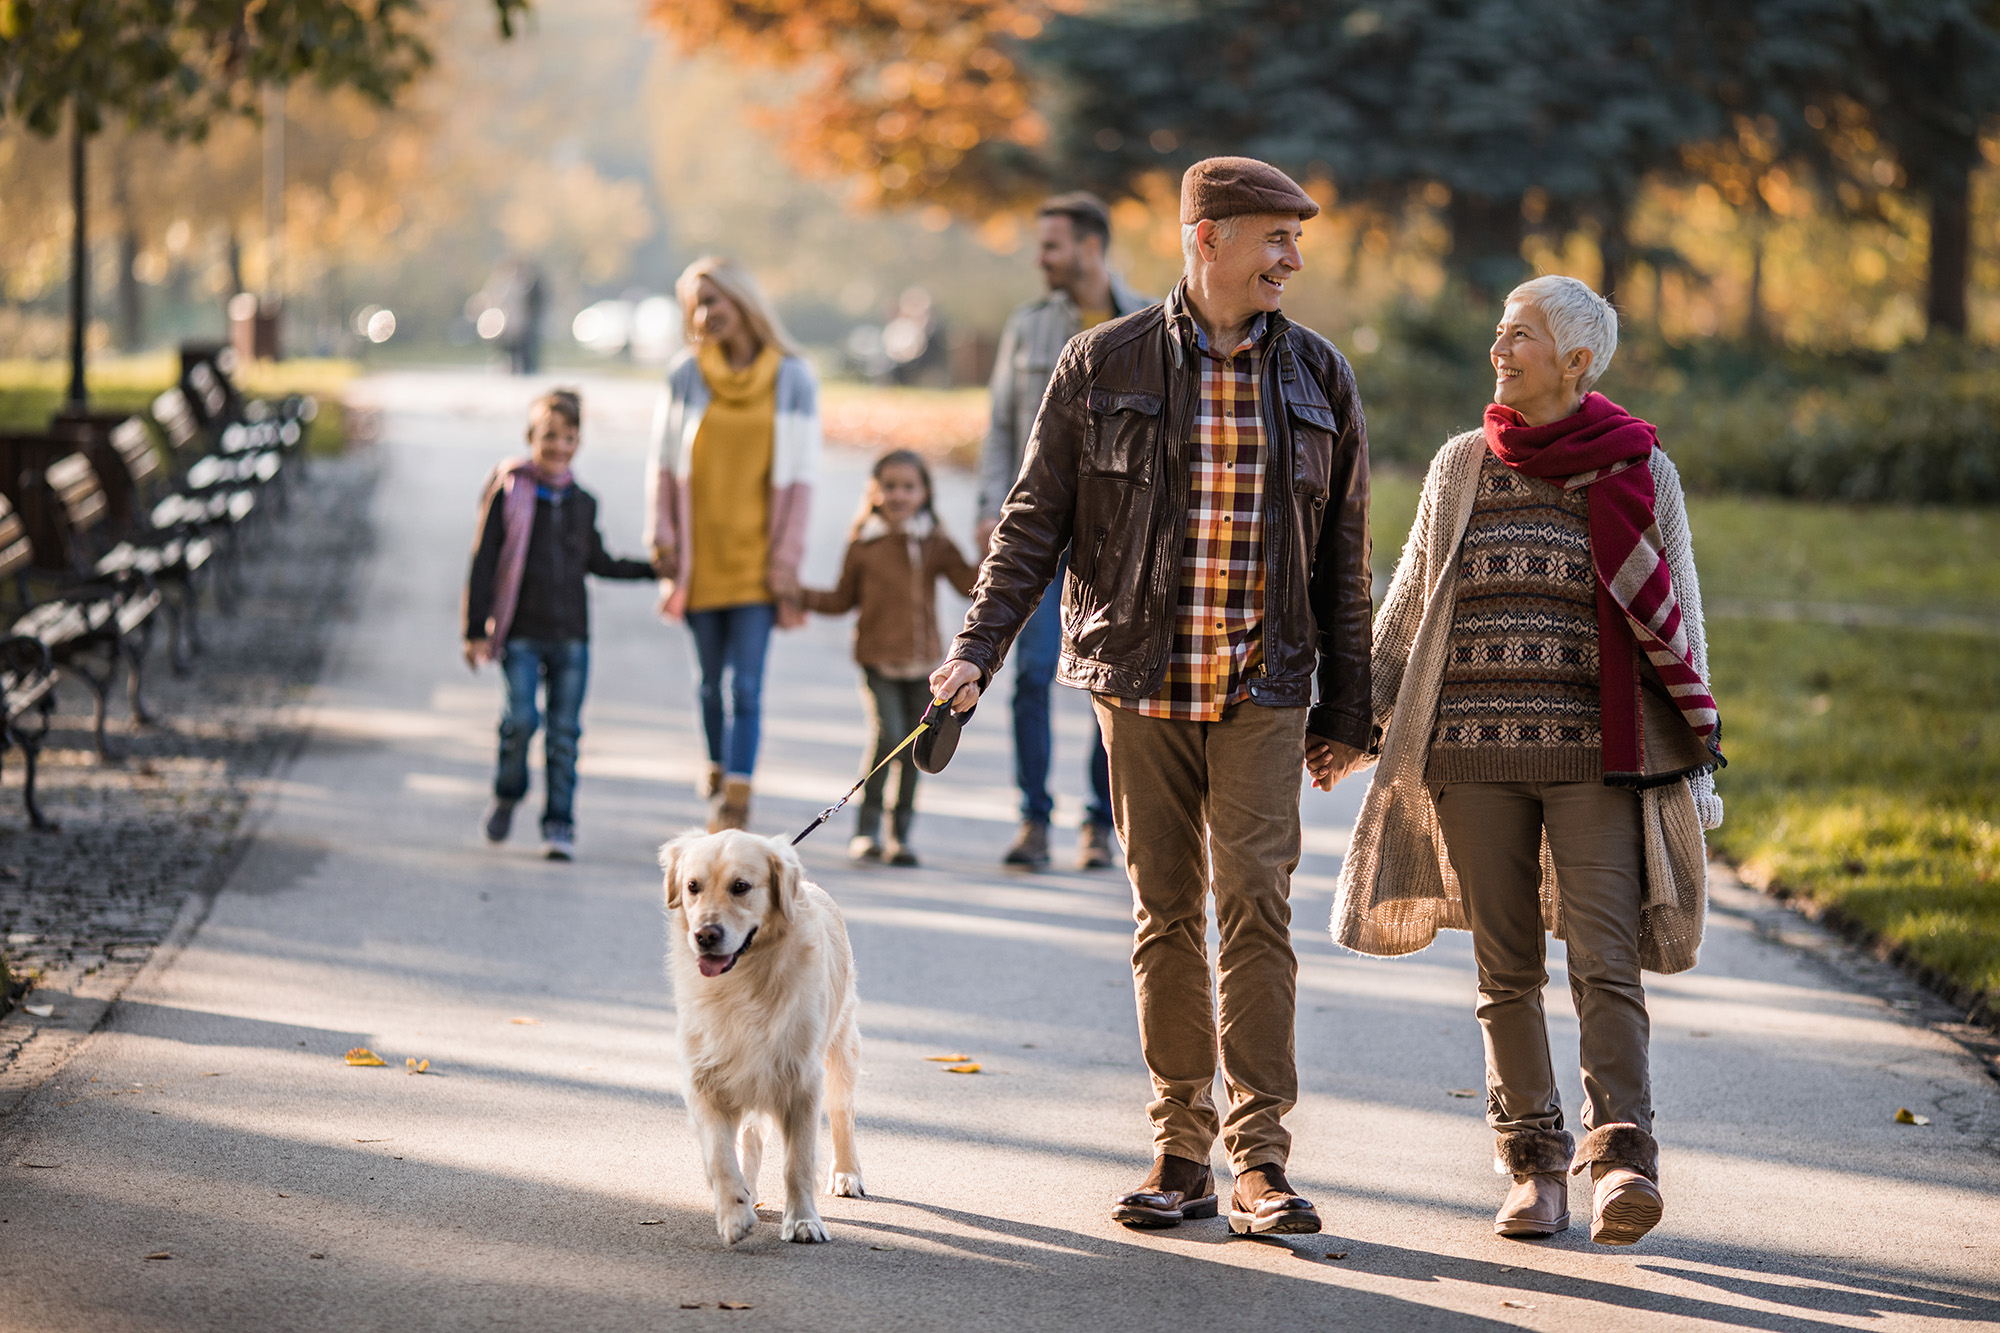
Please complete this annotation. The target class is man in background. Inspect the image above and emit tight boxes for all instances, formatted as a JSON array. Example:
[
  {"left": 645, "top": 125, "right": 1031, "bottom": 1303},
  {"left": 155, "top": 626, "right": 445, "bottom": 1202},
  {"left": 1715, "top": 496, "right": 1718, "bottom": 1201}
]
[{"left": 978, "top": 192, "right": 1151, "bottom": 872}]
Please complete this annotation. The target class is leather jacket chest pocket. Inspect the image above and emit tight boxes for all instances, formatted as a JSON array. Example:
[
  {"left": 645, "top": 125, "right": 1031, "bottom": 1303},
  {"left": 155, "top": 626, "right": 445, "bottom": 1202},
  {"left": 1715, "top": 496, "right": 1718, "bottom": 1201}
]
[
  {"left": 1287, "top": 400, "right": 1339, "bottom": 500},
  {"left": 1083, "top": 388, "right": 1161, "bottom": 486}
]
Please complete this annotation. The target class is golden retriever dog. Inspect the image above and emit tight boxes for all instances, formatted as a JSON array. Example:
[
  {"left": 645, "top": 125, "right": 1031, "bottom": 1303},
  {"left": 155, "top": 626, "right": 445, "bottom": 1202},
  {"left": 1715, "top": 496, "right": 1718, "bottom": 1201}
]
[{"left": 660, "top": 829, "right": 864, "bottom": 1244}]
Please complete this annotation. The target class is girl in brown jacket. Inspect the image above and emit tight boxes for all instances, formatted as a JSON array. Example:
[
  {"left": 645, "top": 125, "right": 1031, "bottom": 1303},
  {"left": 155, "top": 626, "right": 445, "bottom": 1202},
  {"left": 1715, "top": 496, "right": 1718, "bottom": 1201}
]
[{"left": 799, "top": 450, "right": 978, "bottom": 865}]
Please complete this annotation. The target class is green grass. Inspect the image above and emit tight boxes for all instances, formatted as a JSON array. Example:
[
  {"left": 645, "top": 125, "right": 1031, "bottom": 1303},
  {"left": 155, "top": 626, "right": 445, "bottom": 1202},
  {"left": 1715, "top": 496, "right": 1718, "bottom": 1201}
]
[
  {"left": 1688, "top": 495, "right": 2000, "bottom": 612},
  {"left": 1370, "top": 463, "right": 2000, "bottom": 1015},
  {"left": 0, "top": 354, "right": 359, "bottom": 455},
  {"left": 1706, "top": 621, "right": 2000, "bottom": 1009}
]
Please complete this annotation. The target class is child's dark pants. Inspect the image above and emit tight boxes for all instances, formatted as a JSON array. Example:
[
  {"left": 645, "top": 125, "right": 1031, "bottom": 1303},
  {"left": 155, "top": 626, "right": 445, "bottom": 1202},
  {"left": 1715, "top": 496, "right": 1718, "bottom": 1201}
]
[
  {"left": 495, "top": 637, "right": 589, "bottom": 832},
  {"left": 858, "top": 668, "right": 931, "bottom": 843}
]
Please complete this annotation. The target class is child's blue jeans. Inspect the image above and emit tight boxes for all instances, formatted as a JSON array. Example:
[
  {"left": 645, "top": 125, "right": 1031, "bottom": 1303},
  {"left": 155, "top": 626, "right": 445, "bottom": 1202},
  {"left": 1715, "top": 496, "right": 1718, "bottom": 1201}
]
[
  {"left": 687, "top": 602, "right": 776, "bottom": 778},
  {"left": 494, "top": 637, "right": 589, "bottom": 830}
]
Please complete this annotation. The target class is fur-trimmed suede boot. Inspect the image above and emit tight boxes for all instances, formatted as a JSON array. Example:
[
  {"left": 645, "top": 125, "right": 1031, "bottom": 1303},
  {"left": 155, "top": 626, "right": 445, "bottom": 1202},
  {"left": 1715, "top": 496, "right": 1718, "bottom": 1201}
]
[
  {"left": 1492, "top": 1129, "right": 1574, "bottom": 1238},
  {"left": 709, "top": 778, "right": 752, "bottom": 833},
  {"left": 1571, "top": 1123, "right": 1662, "bottom": 1246}
]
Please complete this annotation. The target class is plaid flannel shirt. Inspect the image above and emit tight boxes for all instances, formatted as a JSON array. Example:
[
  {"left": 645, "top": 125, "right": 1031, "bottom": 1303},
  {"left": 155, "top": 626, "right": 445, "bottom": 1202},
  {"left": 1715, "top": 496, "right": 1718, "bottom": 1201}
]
[{"left": 1116, "top": 311, "right": 1268, "bottom": 721}]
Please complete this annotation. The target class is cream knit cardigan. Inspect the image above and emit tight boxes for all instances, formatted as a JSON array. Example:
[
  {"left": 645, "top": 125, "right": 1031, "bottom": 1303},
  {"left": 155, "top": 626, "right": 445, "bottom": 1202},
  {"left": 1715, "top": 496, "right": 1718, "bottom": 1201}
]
[{"left": 1331, "top": 430, "right": 1722, "bottom": 975}]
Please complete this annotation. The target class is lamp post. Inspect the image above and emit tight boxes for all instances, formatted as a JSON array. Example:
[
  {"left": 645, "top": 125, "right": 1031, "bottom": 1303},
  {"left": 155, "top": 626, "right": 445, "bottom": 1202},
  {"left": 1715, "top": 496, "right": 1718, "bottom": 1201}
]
[{"left": 65, "top": 102, "right": 88, "bottom": 412}]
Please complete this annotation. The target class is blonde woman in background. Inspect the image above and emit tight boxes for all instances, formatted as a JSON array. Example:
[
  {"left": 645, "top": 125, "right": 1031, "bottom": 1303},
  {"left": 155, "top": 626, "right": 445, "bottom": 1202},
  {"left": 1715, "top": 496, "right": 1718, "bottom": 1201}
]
[{"left": 647, "top": 257, "right": 823, "bottom": 832}]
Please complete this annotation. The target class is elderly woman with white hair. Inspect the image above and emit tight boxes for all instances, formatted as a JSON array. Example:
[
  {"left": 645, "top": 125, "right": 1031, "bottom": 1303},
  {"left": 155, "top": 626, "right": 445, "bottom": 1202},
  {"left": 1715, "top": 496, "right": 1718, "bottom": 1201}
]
[{"left": 1334, "top": 275, "right": 1724, "bottom": 1246}]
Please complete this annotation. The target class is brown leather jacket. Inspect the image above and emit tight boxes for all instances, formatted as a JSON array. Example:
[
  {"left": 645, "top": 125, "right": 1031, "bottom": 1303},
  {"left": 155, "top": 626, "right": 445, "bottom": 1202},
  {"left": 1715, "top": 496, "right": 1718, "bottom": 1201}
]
[{"left": 947, "top": 283, "right": 1373, "bottom": 749}]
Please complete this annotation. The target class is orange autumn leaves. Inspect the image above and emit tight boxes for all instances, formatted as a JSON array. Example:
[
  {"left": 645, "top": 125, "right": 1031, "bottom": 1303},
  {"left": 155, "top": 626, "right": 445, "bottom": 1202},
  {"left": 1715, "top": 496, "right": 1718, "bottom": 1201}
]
[
  {"left": 343, "top": 1047, "right": 429, "bottom": 1073},
  {"left": 647, "top": 0, "right": 1082, "bottom": 212}
]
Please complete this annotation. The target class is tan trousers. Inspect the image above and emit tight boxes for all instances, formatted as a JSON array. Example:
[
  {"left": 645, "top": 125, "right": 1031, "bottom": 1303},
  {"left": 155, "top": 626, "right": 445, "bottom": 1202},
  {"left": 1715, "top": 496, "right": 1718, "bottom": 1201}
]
[
  {"left": 1432, "top": 780, "right": 1652, "bottom": 1137},
  {"left": 1093, "top": 698, "right": 1306, "bottom": 1172}
]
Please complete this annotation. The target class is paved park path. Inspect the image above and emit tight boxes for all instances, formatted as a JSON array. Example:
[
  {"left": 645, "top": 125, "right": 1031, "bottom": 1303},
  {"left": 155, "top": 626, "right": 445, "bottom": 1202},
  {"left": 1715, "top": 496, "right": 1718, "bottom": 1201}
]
[{"left": 3, "top": 370, "right": 1997, "bottom": 1332}]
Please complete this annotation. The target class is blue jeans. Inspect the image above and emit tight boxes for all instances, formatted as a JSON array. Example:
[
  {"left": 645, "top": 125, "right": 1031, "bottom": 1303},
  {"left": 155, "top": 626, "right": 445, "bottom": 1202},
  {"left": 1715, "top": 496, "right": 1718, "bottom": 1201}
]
[
  {"left": 687, "top": 602, "right": 776, "bottom": 778},
  {"left": 495, "top": 637, "right": 589, "bottom": 831},
  {"left": 1013, "top": 553, "right": 1111, "bottom": 827}
]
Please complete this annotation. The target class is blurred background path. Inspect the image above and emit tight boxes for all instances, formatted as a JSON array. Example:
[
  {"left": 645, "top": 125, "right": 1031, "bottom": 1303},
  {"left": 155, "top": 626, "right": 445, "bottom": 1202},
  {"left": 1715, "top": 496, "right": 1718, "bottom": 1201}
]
[{"left": 0, "top": 371, "right": 1996, "bottom": 1332}]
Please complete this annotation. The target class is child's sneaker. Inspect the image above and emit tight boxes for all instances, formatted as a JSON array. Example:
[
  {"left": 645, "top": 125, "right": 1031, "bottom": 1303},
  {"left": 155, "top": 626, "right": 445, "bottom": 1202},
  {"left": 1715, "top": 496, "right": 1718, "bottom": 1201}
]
[
  {"left": 542, "top": 822, "right": 576, "bottom": 861},
  {"left": 848, "top": 835, "right": 882, "bottom": 863},
  {"left": 484, "top": 799, "right": 517, "bottom": 843}
]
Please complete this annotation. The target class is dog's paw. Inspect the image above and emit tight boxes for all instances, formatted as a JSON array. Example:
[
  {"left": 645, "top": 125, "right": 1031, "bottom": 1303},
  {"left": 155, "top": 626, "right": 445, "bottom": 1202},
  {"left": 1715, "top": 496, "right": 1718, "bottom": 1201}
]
[
  {"left": 828, "top": 1171, "right": 866, "bottom": 1199},
  {"left": 780, "top": 1211, "right": 829, "bottom": 1244},
  {"left": 716, "top": 1201, "right": 758, "bottom": 1246}
]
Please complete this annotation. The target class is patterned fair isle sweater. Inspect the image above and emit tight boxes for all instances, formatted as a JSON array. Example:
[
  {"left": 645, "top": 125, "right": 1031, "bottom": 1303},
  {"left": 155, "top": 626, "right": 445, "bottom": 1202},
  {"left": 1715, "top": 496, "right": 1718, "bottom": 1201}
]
[{"left": 1426, "top": 449, "right": 1602, "bottom": 783}]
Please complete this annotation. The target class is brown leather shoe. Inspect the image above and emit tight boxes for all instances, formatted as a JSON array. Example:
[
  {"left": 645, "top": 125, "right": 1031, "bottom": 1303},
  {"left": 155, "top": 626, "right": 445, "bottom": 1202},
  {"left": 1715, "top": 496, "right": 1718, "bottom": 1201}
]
[
  {"left": 1003, "top": 819, "right": 1050, "bottom": 869},
  {"left": 1077, "top": 821, "right": 1115, "bottom": 870},
  {"left": 1495, "top": 1173, "right": 1570, "bottom": 1238},
  {"left": 1590, "top": 1165, "right": 1663, "bottom": 1246},
  {"left": 1227, "top": 1164, "right": 1321, "bottom": 1235},
  {"left": 1112, "top": 1154, "right": 1216, "bottom": 1229}
]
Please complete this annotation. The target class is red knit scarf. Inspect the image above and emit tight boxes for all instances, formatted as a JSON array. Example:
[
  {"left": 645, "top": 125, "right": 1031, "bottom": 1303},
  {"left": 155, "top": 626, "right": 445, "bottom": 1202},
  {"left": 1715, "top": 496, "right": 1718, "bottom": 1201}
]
[
  {"left": 474, "top": 456, "right": 573, "bottom": 663},
  {"left": 1483, "top": 393, "right": 1722, "bottom": 784}
]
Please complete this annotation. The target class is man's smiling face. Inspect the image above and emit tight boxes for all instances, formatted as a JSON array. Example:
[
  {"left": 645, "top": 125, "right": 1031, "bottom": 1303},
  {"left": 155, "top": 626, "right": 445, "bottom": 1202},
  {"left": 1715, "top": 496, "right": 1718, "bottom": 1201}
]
[{"left": 1206, "top": 213, "right": 1304, "bottom": 321}]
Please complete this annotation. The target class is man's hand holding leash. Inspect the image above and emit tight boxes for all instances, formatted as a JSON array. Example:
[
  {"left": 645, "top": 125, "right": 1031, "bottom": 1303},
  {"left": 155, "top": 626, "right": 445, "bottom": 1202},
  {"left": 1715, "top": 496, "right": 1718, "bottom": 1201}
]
[{"left": 929, "top": 658, "right": 984, "bottom": 716}]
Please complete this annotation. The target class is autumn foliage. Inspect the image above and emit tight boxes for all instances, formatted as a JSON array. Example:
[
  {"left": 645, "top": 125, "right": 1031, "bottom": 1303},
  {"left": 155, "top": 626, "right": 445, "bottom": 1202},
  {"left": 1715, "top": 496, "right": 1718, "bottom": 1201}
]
[{"left": 649, "top": 0, "right": 1078, "bottom": 212}]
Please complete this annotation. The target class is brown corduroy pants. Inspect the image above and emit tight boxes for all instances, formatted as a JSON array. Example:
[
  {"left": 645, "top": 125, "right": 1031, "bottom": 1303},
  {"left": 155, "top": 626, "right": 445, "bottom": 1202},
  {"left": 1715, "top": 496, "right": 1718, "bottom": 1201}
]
[
  {"left": 1432, "top": 780, "right": 1653, "bottom": 1137},
  {"left": 1093, "top": 698, "right": 1306, "bottom": 1173}
]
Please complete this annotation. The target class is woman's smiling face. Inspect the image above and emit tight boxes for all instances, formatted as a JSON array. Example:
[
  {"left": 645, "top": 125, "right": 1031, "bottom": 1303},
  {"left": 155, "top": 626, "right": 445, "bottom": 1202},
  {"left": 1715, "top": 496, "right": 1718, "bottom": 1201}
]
[{"left": 1490, "top": 298, "right": 1587, "bottom": 425}]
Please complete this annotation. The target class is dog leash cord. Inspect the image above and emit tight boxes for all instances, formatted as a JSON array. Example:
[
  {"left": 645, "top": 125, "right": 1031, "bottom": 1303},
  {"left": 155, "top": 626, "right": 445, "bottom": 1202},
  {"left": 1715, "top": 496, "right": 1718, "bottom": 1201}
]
[{"left": 789, "top": 698, "right": 948, "bottom": 847}]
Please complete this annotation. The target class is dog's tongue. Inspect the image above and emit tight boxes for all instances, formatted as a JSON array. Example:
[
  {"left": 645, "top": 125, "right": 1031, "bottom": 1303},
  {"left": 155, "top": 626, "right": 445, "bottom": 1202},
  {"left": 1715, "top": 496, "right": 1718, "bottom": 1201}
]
[{"left": 696, "top": 953, "right": 733, "bottom": 978}]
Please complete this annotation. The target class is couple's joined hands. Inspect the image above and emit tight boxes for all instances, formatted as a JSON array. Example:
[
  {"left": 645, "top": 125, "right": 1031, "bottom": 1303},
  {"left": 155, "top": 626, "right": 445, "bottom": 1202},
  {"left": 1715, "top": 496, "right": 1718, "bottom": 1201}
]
[{"left": 929, "top": 659, "right": 1372, "bottom": 791}]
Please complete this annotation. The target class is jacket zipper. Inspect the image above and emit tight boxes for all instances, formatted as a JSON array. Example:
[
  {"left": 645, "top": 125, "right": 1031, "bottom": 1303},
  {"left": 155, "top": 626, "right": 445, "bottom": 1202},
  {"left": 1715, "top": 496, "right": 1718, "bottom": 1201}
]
[
  {"left": 1261, "top": 331, "right": 1288, "bottom": 684},
  {"left": 1149, "top": 356, "right": 1200, "bottom": 683}
]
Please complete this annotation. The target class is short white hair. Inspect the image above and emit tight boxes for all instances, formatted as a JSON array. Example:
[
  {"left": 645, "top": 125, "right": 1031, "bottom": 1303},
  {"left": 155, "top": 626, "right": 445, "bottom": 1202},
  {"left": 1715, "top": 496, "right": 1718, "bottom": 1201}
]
[
  {"left": 1506, "top": 275, "right": 1618, "bottom": 393},
  {"left": 1180, "top": 217, "right": 1242, "bottom": 274}
]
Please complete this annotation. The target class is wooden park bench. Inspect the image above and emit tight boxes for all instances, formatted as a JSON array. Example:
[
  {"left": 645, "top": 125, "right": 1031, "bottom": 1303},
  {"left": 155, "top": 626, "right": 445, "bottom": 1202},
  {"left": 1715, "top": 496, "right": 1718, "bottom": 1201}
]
[
  {"left": 0, "top": 512, "right": 58, "bottom": 829},
  {"left": 0, "top": 467, "right": 162, "bottom": 760}
]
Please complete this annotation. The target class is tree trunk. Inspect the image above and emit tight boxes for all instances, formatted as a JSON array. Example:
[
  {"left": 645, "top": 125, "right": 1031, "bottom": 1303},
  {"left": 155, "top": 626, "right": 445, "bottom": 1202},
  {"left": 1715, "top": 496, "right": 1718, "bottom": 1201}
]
[
  {"left": 1598, "top": 221, "right": 1631, "bottom": 307},
  {"left": 1745, "top": 221, "right": 1766, "bottom": 345},
  {"left": 1926, "top": 163, "right": 1970, "bottom": 338},
  {"left": 1445, "top": 189, "right": 1527, "bottom": 302},
  {"left": 66, "top": 106, "right": 89, "bottom": 412},
  {"left": 114, "top": 140, "right": 142, "bottom": 352}
]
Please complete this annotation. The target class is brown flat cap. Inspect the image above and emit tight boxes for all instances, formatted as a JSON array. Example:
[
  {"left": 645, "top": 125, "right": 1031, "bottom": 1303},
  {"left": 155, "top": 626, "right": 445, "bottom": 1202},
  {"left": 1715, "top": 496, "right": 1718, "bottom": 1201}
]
[{"left": 1179, "top": 156, "right": 1319, "bottom": 224}]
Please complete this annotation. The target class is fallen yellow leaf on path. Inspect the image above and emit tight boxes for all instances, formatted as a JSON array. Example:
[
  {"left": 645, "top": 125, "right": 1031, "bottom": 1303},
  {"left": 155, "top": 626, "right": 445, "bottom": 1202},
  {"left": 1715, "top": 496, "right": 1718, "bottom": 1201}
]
[
  {"left": 145, "top": 1252, "right": 171, "bottom": 1261},
  {"left": 1501, "top": 1300, "right": 1534, "bottom": 1309},
  {"left": 509, "top": 1017, "right": 541, "bottom": 1025},
  {"left": 1895, "top": 1107, "right": 1931, "bottom": 1125},
  {"left": 924, "top": 1053, "right": 970, "bottom": 1062},
  {"left": 344, "top": 1048, "right": 386, "bottom": 1067},
  {"left": 870, "top": 1243, "right": 895, "bottom": 1251},
  {"left": 1325, "top": 1251, "right": 1349, "bottom": 1260},
  {"left": 1446, "top": 1089, "right": 1477, "bottom": 1098},
  {"left": 405, "top": 1058, "right": 430, "bottom": 1074},
  {"left": 718, "top": 1301, "right": 753, "bottom": 1310},
  {"left": 945, "top": 1062, "right": 981, "bottom": 1074}
]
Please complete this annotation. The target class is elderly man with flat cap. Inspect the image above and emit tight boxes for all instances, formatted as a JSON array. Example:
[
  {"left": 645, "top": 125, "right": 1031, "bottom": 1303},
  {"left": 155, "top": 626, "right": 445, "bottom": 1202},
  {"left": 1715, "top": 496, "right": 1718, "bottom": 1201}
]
[{"left": 932, "top": 157, "right": 1373, "bottom": 1233}]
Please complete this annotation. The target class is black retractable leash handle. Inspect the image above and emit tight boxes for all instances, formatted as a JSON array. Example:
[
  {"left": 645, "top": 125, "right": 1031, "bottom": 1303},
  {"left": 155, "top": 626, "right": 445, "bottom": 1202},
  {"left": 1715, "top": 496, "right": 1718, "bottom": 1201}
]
[{"left": 790, "top": 696, "right": 977, "bottom": 847}]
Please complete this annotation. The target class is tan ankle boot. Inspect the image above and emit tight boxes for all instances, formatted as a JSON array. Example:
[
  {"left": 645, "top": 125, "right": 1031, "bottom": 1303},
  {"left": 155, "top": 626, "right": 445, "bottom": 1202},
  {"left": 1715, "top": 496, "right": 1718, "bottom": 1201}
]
[
  {"left": 1492, "top": 1129, "right": 1574, "bottom": 1238},
  {"left": 698, "top": 764, "right": 723, "bottom": 801},
  {"left": 709, "top": 777, "right": 752, "bottom": 833},
  {"left": 1495, "top": 1173, "right": 1570, "bottom": 1237},
  {"left": 1572, "top": 1123, "right": 1663, "bottom": 1246},
  {"left": 1589, "top": 1165, "right": 1662, "bottom": 1245}
]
